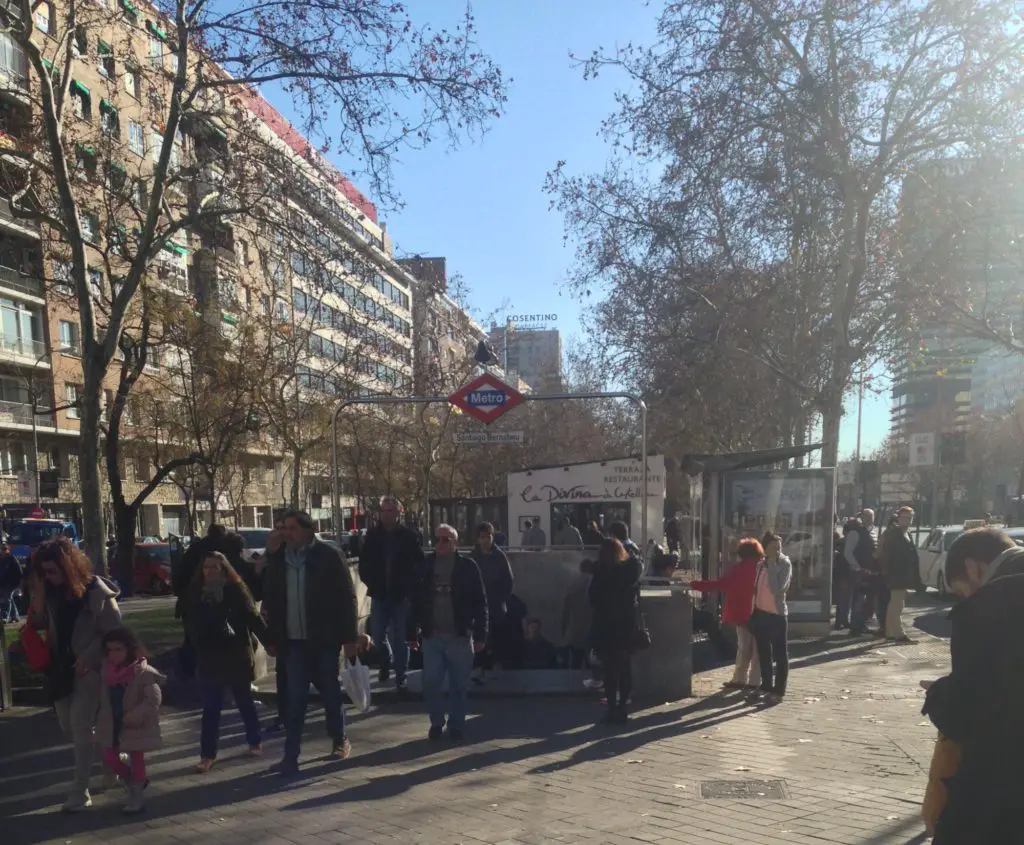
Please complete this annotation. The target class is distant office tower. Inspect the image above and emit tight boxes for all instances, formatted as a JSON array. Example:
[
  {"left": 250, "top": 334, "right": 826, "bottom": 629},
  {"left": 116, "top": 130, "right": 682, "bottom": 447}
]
[{"left": 488, "top": 321, "right": 563, "bottom": 389}]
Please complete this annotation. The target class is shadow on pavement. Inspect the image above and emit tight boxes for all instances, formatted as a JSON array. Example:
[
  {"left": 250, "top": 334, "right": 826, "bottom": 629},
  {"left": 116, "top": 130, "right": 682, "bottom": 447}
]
[
  {"left": 857, "top": 812, "right": 929, "bottom": 844},
  {"left": 281, "top": 695, "right": 758, "bottom": 810}
]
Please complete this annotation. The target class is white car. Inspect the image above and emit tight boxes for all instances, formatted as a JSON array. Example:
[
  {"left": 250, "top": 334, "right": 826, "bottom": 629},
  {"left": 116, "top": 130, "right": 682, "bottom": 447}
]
[
  {"left": 235, "top": 527, "right": 274, "bottom": 564},
  {"left": 917, "top": 526, "right": 964, "bottom": 595}
]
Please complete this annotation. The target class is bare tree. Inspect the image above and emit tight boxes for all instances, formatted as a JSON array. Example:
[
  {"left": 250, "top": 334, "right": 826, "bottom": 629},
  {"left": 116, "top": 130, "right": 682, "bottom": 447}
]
[
  {"left": 549, "top": 0, "right": 1024, "bottom": 467},
  {"left": 0, "top": 0, "right": 505, "bottom": 570}
]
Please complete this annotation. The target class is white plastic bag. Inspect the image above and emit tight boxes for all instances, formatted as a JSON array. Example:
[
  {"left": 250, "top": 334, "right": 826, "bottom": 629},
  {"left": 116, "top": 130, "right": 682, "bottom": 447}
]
[{"left": 341, "top": 656, "right": 372, "bottom": 712}]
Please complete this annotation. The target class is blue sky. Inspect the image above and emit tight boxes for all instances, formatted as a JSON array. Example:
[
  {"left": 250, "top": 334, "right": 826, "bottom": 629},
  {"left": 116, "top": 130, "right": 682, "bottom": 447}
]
[{"left": 299, "top": 0, "right": 892, "bottom": 458}]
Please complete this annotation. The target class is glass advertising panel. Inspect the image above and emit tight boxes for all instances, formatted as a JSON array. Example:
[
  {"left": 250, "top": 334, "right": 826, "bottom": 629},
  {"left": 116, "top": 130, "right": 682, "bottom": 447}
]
[{"left": 722, "top": 468, "right": 836, "bottom": 621}]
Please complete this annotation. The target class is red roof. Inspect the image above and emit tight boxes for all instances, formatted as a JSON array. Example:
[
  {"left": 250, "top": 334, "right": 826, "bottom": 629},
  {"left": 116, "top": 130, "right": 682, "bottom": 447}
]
[{"left": 237, "top": 87, "right": 378, "bottom": 224}]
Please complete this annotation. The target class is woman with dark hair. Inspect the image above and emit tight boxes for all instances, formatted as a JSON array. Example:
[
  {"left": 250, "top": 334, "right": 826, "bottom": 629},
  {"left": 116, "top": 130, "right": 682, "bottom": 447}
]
[
  {"left": 27, "top": 537, "right": 122, "bottom": 812},
  {"left": 588, "top": 537, "right": 643, "bottom": 724},
  {"left": 184, "top": 551, "right": 268, "bottom": 772},
  {"left": 750, "top": 532, "right": 792, "bottom": 702}
]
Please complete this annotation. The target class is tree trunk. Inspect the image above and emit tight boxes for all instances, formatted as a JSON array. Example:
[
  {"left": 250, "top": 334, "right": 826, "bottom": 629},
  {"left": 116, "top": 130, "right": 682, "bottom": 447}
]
[
  {"left": 80, "top": 357, "right": 108, "bottom": 573},
  {"left": 205, "top": 470, "right": 217, "bottom": 526},
  {"left": 820, "top": 392, "right": 843, "bottom": 470},
  {"left": 290, "top": 451, "right": 302, "bottom": 508},
  {"left": 115, "top": 509, "right": 138, "bottom": 597}
]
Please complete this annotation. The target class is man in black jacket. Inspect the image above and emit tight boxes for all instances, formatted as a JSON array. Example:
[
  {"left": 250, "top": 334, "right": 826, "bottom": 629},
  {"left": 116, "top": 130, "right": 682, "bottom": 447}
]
[
  {"left": 262, "top": 510, "right": 360, "bottom": 776},
  {"left": 923, "top": 528, "right": 1024, "bottom": 843},
  {"left": 407, "top": 523, "right": 487, "bottom": 741},
  {"left": 358, "top": 495, "right": 424, "bottom": 692}
]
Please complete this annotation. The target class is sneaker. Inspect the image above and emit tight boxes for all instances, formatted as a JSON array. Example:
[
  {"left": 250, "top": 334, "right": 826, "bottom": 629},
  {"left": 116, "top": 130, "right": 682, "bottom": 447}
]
[
  {"left": 582, "top": 678, "right": 603, "bottom": 690},
  {"left": 123, "top": 782, "right": 146, "bottom": 815},
  {"left": 447, "top": 728, "right": 464, "bottom": 742},
  {"left": 331, "top": 737, "right": 351, "bottom": 760},
  {"left": 61, "top": 790, "right": 93, "bottom": 813},
  {"left": 428, "top": 725, "right": 444, "bottom": 741},
  {"left": 270, "top": 757, "right": 300, "bottom": 777}
]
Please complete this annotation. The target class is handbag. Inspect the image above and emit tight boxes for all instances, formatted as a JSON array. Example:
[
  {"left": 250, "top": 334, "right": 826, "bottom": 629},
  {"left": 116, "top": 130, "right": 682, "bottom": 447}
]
[
  {"left": 19, "top": 623, "right": 51, "bottom": 673},
  {"left": 632, "top": 609, "right": 652, "bottom": 651}
]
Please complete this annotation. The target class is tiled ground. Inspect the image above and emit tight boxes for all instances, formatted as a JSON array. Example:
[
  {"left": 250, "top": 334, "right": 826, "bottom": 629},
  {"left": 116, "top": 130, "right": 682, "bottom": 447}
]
[{"left": 0, "top": 597, "right": 950, "bottom": 845}]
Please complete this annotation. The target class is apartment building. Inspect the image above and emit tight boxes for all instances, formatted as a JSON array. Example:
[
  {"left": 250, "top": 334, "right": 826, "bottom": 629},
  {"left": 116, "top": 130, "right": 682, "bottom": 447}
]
[
  {"left": 0, "top": 0, "right": 414, "bottom": 535},
  {"left": 488, "top": 322, "right": 563, "bottom": 390},
  {"left": 891, "top": 158, "right": 1024, "bottom": 443}
]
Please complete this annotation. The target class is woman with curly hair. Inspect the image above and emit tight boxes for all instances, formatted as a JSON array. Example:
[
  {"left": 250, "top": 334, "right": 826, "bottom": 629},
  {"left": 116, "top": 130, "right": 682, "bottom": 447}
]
[
  {"left": 184, "top": 551, "right": 268, "bottom": 773},
  {"left": 27, "top": 537, "right": 122, "bottom": 812}
]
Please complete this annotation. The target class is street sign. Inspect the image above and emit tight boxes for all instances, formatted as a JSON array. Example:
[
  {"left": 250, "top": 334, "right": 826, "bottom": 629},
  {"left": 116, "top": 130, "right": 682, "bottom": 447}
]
[
  {"left": 908, "top": 432, "right": 936, "bottom": 467},
  {"left": 456, "top": 430, "right": 525, "bottom": 445},
  {"left": 448, "top": 373, "right": 525, "bottom": 425},
  {"left": 16, "top": 472, "right": 34, "bottom": 500}
]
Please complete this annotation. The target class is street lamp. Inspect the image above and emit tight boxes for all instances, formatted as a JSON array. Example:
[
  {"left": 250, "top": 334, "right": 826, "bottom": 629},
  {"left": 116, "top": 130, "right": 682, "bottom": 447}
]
[{"left": 27, "top": 345, "right": 76, "bottom": 508}]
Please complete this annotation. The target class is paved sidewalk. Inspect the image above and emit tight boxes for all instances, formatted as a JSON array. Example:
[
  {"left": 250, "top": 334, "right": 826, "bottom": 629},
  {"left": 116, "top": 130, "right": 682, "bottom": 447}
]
[{"left": 0, "top": 598, "right": 951, "bottom": 845}]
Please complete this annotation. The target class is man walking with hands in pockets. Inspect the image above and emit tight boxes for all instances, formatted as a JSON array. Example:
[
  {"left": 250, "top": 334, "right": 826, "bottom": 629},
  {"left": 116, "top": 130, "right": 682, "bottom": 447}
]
[{"left": 408, "top": 524, "right": 488, "bottom": 741}]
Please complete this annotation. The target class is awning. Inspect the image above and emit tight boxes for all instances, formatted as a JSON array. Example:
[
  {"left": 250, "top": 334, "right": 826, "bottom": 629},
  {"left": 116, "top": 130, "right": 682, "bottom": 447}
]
[
  {"left": 109, "top": 162, "right": 127, "bottom": 174},
  {"left": 205, "top": 121, "right": 227, "bottom": 141},
  {"left": 679, "top": 443, "right": 824, "bottom": 476},
  {"left": 146, "top": 20, "right": 167, "bottom": 40},
  {"left": 76, "top": 142, "right": 95, "bottom": 156},
  {"left": 70, "top": 79, "right": 89, "bottom": 97},
  {"left": 121, "top": 0, "right": 139, "bottom": 14},
  {"left": 100, "top": 98, "right": 116, "bottom": 112},
  {"left": 165, "top": 243, "right": 188, "bottom": 256},
  {"left": 98, "top": 41, "right": 112, "bottom": 55},
  {"left": 221, "top": 312, "right": 238, "bottom": 325}
]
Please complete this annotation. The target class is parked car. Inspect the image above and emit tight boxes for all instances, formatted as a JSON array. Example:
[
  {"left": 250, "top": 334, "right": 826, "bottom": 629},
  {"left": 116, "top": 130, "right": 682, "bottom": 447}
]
[
  {"left": 917, "top": 525, "right": 964, "bottom": 595},
  {"left": 109, "top": 542, "right": 173, "bottom": 595},
  {"left": 8, "top": 519, "right": 79, "bottom": 564}
]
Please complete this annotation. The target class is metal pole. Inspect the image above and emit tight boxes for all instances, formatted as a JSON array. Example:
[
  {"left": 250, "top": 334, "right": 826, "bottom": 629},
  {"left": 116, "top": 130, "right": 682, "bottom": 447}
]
[
  {"left": 855, "top": 366, "right": 864, "bottom": 508},
  {"left": 931, "top": 437, "right": 942, "bottom": 529},
  {"left": 32, "top": 403, "right": 40, "bottom": 507},
  {"left": 640, "top": 400, "right": 648, "bottom": 551}
]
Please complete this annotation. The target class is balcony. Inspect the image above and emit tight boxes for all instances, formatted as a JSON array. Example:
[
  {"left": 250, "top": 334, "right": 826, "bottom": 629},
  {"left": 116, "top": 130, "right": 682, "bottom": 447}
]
[
  {"left": 0, "top": 399, "right": 54, "bottom": 428},
  {"left": 0, "top": 34, "right": 28, "bottom": 97},
  {"left": 0, "top": 333, "right": 47, "bottom": 364},
  {"left": 0, "top": 264, "right": 41, "bottom": 297}
]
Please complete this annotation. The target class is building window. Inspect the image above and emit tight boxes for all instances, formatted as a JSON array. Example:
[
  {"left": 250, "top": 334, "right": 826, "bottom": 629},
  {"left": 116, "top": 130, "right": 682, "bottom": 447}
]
[
  {"left": 52, "top": 260, "right": 73, "bottom": 294},
  {"left": 73, "top": 27, "right": 88, "bottom": 56},
  {"left": 124, "top": 66, "right": 141, "bottom": 99},
  {"left": 58, "top": 320, "right": 80, "bottom": 354},
  {"left": 0, "top": 441, "right": 25, "bottom": 475},
  {"left": 134, "top": 178, "right": 148, "bottom": 209},
  {"left": 128, "top": 120, "right": 144, "bottom": 156},
  {"left": 87, "top": 267, "right": 103, "bottom": 299},
  {"left": 74, "top": 145, "right": 97, "bottom": 180},
  {"left": 0, "top": 298, "right": 42, "bottom": 356},
  {"left": 65, "top": 384, "right": 81, "bottom": 419},
  {"left": 98, "top": 41, "right": 115, "bottom": 78},
  {"left": 34, "top": 2, "right": 53, "bottom": 35},
  {"left": 120, "top": 0, "right": 138, "bottom": 26},
  {"left": 101, "top": 389, "right": 114, "bottom": 422},
  {"left": 150, "top": 128, "right": 163, "bottom": 164},
  {"left": 79, "top": 212, "right": 99, "bottom": 243},
  {"left": 70, "top": 82, "right": 92, "bottom": 120},
  {"left": 148, "top": 35, "right": 162, "bottom": 68},
  {"left": 99, "top": 101, "right": 119, "bottom": 136}
]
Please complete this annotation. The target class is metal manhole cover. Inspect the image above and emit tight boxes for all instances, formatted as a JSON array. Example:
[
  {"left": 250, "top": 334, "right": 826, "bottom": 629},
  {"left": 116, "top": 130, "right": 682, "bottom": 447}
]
[{"left": 700, "top": 779, "right": 787, "bottom": 800}]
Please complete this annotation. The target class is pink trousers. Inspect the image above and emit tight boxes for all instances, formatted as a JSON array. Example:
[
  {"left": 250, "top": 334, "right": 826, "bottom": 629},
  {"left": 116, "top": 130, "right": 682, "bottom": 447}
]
[{"left": 102, "top": 748, "right": 147, "bottom": 784}]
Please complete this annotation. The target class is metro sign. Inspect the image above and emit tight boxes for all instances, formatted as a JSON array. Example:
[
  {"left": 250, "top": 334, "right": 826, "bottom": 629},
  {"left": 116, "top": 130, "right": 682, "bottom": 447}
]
[{"left": 448, "top": 373, "right": 525, "bottom": 425}]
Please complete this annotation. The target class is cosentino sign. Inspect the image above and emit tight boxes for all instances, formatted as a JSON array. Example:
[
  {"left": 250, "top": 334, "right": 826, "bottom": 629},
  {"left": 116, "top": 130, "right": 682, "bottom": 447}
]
[{"left": 506, "top": 314, "right": 558, "bottom": 329}]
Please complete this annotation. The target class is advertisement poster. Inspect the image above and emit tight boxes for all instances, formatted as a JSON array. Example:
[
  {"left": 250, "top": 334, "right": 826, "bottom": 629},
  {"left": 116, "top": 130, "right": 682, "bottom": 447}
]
[{"left": 722, "top": 468, "right": 836, "bottom": 621}]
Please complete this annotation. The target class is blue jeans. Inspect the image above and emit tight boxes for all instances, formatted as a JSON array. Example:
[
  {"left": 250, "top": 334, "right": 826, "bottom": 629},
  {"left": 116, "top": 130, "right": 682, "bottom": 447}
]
[
  {"left": 283, "top": 641, "right": 345, "bottom": 762},
  {"left": 199, "top": 679, "right": 262, "bottom": 760},
  {"left": 422, "top": 635, "right": 475, "bottom": 731},
  {"left": 370, "top": 597, "right": 409, "bottom": 680}
]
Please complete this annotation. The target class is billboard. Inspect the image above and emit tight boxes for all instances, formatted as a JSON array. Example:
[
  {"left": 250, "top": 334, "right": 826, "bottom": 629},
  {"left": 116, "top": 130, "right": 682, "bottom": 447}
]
[
  {"left": 722, "top": 468, "right": 836, "bottom": 622},
  {"left": 909, "top": 432, "right": 936, "bottom": 467}
]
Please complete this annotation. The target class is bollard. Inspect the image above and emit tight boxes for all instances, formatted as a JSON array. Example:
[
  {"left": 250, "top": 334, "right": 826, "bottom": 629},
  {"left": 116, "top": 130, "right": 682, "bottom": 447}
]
[{"left": 0, "top": 620, "right": 12, "bottom": 711}]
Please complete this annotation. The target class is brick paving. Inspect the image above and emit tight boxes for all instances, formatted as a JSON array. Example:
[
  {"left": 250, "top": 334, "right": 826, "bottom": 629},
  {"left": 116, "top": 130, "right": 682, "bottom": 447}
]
[{"left": 0, "top": 597, "right": 950, "bottom": 845}]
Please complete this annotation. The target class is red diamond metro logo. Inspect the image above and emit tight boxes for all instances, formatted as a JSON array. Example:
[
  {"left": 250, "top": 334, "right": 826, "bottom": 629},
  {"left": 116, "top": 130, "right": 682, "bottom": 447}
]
[{"left": 448, "top": 373, "right": 525, "bottom": 425}]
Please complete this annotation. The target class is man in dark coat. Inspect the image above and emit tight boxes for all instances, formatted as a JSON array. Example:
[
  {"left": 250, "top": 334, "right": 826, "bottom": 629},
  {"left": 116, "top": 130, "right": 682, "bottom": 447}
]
[
  {"left": 407, "top": 523, "right": 487, "bottom": 741},
  {"left": 469, "top": 522, "right": 514, "bottom": 683},
  {"left": 923, "top": 528, "right": 1024, "bottom": 844},
  {"left": 262, "top": 510, "right": 360, "bottom": 775},
  {"left": 358, "top": 495, "right": 424, "bottom": 692},
  {"left": 878, "top": 506, "right": 919, "bottom": 642},
  {"left": 0, "top": 542, "right": 22, "bottom": 622}
]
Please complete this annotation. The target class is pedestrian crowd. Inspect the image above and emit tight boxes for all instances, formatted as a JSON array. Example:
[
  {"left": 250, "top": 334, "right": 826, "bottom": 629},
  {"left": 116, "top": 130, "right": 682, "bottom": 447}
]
[{"left": 13, "top": 494, "right": 1022, "bottom": 841}]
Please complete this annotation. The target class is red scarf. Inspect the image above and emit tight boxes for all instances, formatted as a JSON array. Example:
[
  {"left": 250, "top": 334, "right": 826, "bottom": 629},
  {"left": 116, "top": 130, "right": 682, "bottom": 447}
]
[{"left": 104, "top": 658, "right": 141, "bottom": 687}]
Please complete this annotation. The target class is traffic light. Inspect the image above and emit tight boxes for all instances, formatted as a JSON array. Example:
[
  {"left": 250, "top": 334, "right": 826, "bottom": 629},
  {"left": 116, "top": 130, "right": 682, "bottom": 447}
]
[
  {"left": 858, "top": 460, "right": 878, "bottom": 484},
  {"left": 941, "top": 432, "right": 966, "bottom": 466}
]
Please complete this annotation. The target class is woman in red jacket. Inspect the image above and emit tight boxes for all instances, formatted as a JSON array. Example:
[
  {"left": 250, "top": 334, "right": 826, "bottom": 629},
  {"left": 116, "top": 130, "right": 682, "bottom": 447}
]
[{"left": 691, "top": 538, "right": 763, "bottom": 690}]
